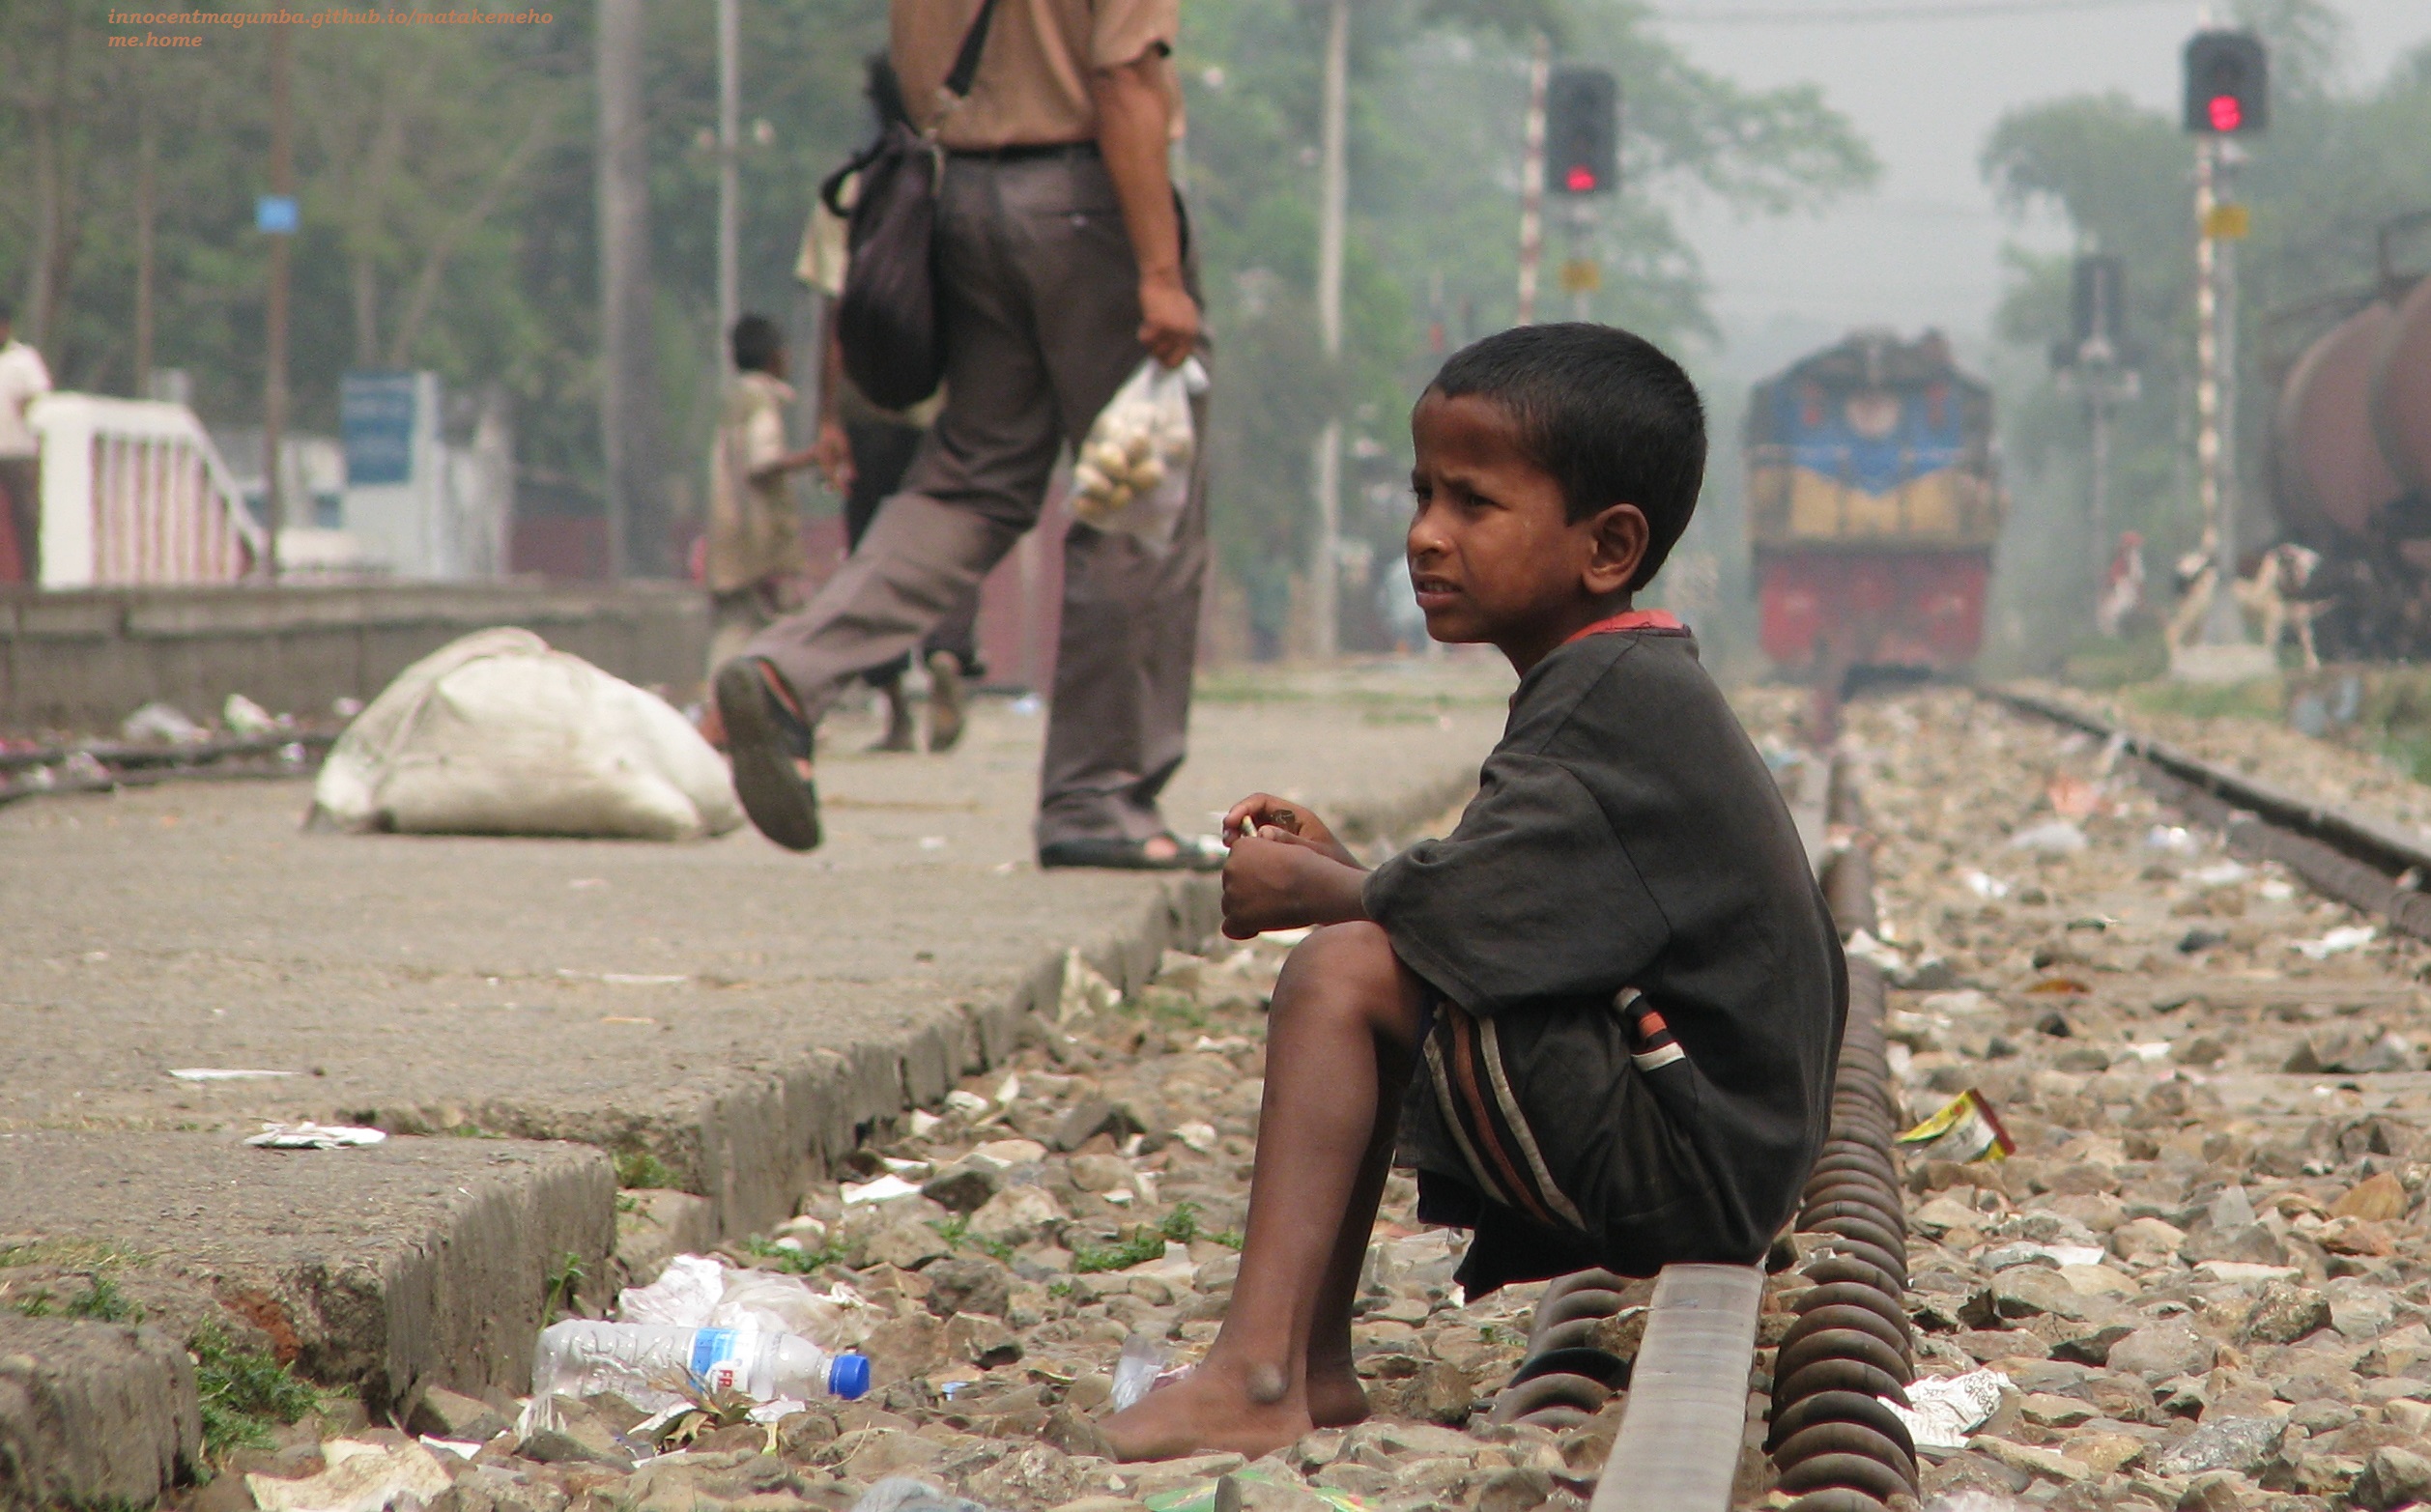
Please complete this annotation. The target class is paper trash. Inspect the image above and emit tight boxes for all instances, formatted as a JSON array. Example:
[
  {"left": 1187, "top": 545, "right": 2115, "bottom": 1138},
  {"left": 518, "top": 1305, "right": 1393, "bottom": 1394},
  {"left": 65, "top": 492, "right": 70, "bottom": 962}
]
[
  {"left": 1898, "top": 1089, "right": 2015, "bottom": 1164},
  {"left": 245, "top": 1122, "right": 387, "bottom": 1150},
  {"left": 1884, "top": 1369, "right": 2010, "bottom": 1455}
]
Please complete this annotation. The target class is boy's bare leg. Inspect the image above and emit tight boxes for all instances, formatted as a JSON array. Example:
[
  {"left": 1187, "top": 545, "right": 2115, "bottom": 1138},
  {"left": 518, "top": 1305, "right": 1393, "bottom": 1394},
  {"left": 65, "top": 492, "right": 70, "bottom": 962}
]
[
  {"left": 1306, "top": 1091, "right": 1401, "bottom": 1427},
  {"left": 1101, "top": 923, "right": 1426, "bottom": 1462}
]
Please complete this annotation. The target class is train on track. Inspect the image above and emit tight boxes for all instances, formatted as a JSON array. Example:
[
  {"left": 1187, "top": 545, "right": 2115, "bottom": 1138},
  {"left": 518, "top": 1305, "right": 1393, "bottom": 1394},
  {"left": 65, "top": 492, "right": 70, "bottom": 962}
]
[
  {"left": 2267, "top": 210, "right": 2431, "bottom": 660},
  {"left": 1745, "top": 330, "right": 2004, "bottom": 684}
]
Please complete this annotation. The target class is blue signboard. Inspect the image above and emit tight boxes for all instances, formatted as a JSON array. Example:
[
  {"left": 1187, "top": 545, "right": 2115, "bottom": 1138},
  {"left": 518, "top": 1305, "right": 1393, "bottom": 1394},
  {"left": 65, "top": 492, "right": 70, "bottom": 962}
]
[
  {"left": 341, "top": 371, "right": 417, "bottom": 486},
  {"left": 256, "top": 195, "right": 300, "bottom": 235}
]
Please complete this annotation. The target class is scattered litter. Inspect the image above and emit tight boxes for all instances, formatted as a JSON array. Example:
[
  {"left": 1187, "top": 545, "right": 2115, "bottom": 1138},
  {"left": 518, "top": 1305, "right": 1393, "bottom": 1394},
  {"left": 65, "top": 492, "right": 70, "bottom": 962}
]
[
  {"left": 1842, "top": 928, "right": 1906, "bottom": 972},
  {"left": 246, "top": 1438, "right": 452, "bottom": 1512},
  {"left": 2006, "top": 819, "right": 2086, "bottom": 854},
  {"left": 169, "top": 1068, "right": 297, "bottom": 1082},
  {"left": 941, "top": 1090, "right": 992, "bottom": 1119},
  {"left": 2045, "top": 773, "right": 2101, "bottom": 818},
  {"left": 618, "top": 1253, "right": 875, "bottom": 1350},
  {"left": 1898, "top": 1089, "right": 2015, "bottom": 1163},
  {"left": 1056, "top": 949, "right": 1122, "bottom": 1024},
  {"left": 1961, "top": 870, "right": 2011, "bottom": 899},
  {"left": 1173, "top": 1122, "right": 1219, "bottom": 1153},
  {"left": 223, "top": 693, "right": 280, "bottom": 736},
  {"left": 121, "top": 700, "right": 204, "bottom": 744},
  {"left": 2296, "top": 924, "right": 2377, "bottom": 959},
  {"left": 531, "top": 1318, "right": 870, "bottom": 1412},
  {"left": 1886, "top": 1369, "right": 2010, "bottom": 1454},
  {"left": 417, "top": 1437, "right": 483, "bottom": 1460},
  {"left": 308, "top": 628, "right": 744, "bottom": 842},
  {"left": 1920, "top": 988, "right": 1994, "bottom": 1015},
  {"left": 2189, "top": 860, "right": 2251, "bottom": 888},
  {"left": 841, "top": 1174, "right": 924, "bottom": 1206},
  {"left": 557, "top": 968, "right": 689, "bottom": 985},
  {"left": 245, "top": 1122, "right": 387, "bottom": 1150},
  {"left": 1108, "top": 1330, "right": 1170, "bottom": 1412},
  {"left": 2143, "top": 824, "right": 2202, "bottom": 856}
]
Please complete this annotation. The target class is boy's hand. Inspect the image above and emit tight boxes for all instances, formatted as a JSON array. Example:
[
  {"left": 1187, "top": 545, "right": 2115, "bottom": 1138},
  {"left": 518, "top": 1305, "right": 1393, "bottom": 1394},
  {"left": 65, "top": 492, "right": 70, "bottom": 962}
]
[
  {"left": 1223, "top": 793, "right": 1355, "bottom": 868},
  {"left": 1220, "top": 831, "right": 1368, "bottom": 940}
]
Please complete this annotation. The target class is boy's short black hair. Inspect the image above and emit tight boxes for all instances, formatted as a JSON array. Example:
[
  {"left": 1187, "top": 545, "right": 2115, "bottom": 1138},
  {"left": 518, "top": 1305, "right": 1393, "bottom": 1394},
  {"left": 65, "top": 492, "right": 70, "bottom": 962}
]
[
  {"left": 1427, "top": 323, "right": 1705, "bottom": 590},
  {"left": 730, "top": 314, "right": 784, "bottom": 375}
]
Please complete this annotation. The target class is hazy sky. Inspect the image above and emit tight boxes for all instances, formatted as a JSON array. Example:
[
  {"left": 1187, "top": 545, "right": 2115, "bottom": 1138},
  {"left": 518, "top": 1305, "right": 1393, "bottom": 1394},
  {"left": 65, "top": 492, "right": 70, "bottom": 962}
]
[{"left": 1652, "top": 0, "right": 2431, "bottom": 375}]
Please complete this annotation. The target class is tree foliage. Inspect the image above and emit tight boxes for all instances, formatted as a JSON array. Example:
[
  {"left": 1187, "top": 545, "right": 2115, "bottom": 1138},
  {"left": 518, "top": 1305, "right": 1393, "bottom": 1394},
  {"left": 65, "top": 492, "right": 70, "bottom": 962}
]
[{"left": 1, "top": 0, "right": 1868, "bottom": 615}]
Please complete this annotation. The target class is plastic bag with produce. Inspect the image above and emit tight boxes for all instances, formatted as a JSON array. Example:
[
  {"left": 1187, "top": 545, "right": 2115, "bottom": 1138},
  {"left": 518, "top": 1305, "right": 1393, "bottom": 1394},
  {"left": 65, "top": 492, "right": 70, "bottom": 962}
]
[{"left": 1070, "top": 357, "right": 1207, "bottom": 548}]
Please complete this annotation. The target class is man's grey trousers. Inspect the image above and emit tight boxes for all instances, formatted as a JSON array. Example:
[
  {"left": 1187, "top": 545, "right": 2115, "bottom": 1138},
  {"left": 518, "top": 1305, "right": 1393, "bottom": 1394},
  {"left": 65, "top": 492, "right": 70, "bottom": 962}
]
[{"left": 744, "top": 150, "right": 1209, "bottom": 850}]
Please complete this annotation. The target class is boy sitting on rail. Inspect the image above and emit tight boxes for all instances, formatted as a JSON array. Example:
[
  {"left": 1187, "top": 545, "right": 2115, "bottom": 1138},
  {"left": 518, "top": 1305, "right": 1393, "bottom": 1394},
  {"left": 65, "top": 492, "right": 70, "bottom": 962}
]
[{"left": 1102, "top": 324, "right": 1847, "bottom": 1462}]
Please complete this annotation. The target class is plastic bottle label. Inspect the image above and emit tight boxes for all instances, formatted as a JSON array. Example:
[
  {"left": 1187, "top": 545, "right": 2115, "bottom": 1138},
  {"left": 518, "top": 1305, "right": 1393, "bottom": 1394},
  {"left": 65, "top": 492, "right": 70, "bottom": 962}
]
[{"left": 689, "top": 1327, "right": 743, "bottom": 1391}]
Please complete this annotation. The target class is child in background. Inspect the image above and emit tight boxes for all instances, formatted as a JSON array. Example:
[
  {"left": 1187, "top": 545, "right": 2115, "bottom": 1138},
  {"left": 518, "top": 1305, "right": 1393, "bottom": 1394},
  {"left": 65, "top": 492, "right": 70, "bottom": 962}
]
[{"left": 1102, "top": 323, "right": 1846, "bottom": 1462}]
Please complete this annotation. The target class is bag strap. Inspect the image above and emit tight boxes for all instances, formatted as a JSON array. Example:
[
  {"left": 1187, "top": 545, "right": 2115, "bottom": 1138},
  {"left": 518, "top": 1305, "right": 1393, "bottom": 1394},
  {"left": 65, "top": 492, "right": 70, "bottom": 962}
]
[{"left": 940, "top": 0, "right": 1006, "bottom": 104}]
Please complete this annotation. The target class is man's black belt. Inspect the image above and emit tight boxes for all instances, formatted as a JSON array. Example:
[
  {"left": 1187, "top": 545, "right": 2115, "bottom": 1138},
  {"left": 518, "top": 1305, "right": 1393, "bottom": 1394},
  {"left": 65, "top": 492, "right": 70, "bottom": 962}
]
[{"left": 945, "top": 140, "right": 1101, "bottom": 163}]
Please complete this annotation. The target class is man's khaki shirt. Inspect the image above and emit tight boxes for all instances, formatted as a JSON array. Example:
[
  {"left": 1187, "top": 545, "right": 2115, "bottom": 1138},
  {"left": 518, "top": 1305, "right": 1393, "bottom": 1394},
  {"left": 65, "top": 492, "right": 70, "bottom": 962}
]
[
  {"left": 705, "top": 371, "right": 801, "bottom": 594},
  {"left": 892, "top": 0, "right": 1182, "bottom": 150}
]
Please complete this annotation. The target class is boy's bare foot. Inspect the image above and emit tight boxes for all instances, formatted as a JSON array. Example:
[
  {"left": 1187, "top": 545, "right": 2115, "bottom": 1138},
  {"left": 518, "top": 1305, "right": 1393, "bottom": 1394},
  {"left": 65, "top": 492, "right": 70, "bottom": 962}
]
[
  {"left": 1100, "top": 1357, "right": 1315, "bottom": 1463},
  {"left": 1306, "top": 1360, "right": 1370, "bottom": 1429}
]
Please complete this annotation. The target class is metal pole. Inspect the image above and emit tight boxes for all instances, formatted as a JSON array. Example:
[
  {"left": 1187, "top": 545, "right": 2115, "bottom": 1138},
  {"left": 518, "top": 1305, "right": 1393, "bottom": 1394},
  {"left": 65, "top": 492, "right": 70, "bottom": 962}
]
[
  {"left": 1310, "top": 0, "right": 1348, "bottom": 661},
  {"left": 2192, "top": 137, "right": 2220, "bottom": 631},
  {"left": 135, "top": 90, "right": 157, "bottom": 398},
  {"left": 716, "top": 0, "right": 740, "bottom": 348},
  {"left": 264, "top": 21, "right": 293, "bottom": 582},
  {"left": 596, "top": 0, "right": 644, "bottom": 580},
  {"left": 2087, "top": 382, "right": 2110, "bottom": 589},
  {"left": 2200, "top": 137, "right": 2244, "bottom": 643},
  {"left": 1568, "top": 200, "right": 1594, "bottom": 322},
  {"left": 1516, "top": 36, "right": 1548, "bottom": 327}
]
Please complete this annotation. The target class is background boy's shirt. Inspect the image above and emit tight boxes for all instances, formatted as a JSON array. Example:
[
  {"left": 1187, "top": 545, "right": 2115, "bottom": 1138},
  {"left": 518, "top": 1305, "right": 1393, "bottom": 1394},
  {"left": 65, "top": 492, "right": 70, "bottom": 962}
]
[
  {"left": 1364, "top": 623, "right": 1845, "bottom": 1290},
  {"left": 706, "top": 370, "right": 802, "bottom": 595}
]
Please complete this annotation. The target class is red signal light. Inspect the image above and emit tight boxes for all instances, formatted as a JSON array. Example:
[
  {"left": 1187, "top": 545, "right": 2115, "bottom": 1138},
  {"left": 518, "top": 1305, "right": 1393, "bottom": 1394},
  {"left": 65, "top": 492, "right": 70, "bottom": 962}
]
[
  {"left": 2207, "top": 93, "right": 2242, "bottom": 131},
  {"left": 1564, "top": 164, "right": 1597, "bottom": 193}
]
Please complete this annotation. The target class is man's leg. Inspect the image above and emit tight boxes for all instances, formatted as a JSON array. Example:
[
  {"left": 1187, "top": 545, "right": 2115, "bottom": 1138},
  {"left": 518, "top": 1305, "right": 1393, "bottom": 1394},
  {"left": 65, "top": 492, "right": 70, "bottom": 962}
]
[
  {"left": 722, "top": 159, "right": 1064, "bottom": 846},
  {"left": 0, "top": 459, "right": 38, "bottom": 585},
  {"left": 1101, "top": 924, "right": 1428, "bottom": 1463},
  {"left": 1006, "top": 155, "right": 1213, "bottom": 855}
]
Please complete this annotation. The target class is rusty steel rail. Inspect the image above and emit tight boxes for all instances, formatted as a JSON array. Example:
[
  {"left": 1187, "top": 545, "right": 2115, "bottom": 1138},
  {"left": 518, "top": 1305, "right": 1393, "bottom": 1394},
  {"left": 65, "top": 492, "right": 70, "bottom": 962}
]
[{"left": 1988, "top": 687, "right": 2431, "bottom": 940}]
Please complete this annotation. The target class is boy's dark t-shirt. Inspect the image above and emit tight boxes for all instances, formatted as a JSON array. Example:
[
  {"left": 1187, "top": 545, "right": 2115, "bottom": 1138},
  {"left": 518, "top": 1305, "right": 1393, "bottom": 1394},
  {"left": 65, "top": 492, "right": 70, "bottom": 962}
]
[{"left": 1364, "top": 620, "right": 1845, "bottom": 1294}]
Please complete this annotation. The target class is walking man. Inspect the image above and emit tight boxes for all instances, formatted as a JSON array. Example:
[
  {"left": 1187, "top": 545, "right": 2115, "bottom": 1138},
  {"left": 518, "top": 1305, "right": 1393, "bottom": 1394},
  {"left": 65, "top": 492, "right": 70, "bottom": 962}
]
[
  {"left": 716, "top": 0, "right": 1213, "bottom": 870},
  {"left": 0, "top": 302, "right": 53, "bottom": 585}
]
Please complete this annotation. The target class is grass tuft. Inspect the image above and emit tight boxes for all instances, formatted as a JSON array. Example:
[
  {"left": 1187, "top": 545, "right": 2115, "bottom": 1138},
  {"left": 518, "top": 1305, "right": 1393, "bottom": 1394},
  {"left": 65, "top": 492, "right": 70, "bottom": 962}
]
[
  {"left": 614, "top": 1149, "right": 682, "bottom": 1191},
  {"left": 192, "top": 1324, "right": 318, "bottom": 1456}
]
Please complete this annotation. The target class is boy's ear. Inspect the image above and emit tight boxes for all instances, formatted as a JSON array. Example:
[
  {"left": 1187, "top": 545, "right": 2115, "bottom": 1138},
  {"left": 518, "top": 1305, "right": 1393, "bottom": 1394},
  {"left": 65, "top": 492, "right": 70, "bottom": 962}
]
[{"left": 1583, "top": 502, "right": 1650, "bottom": 595}]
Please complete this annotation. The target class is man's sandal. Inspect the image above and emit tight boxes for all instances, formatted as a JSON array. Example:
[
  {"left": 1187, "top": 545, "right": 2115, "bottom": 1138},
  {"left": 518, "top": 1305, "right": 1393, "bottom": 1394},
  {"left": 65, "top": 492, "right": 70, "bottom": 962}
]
[
  {"left": 712, "top": 657, "right": 822, "bottom": 851},
  {"left": 1037, "top": 833, "right": 1223, "bottom": 872}
]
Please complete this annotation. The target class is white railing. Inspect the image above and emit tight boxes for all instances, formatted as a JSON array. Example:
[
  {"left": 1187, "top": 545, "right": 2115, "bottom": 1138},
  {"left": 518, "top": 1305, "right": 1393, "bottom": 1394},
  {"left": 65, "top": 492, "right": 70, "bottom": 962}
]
[{"left": 30, "top": 393, "right": 265, "bottom": 587}]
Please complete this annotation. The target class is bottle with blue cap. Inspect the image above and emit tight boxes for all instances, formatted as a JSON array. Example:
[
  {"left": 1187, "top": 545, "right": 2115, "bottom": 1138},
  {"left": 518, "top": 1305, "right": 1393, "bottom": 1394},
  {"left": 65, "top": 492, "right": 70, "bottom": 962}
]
[{"left": 534, "top": 1320, "right": 872, "bottom": 1407}]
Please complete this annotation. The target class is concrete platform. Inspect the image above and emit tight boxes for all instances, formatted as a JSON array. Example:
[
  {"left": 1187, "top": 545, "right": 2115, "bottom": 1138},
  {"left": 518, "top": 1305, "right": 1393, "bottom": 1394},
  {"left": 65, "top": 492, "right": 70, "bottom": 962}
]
[
  {"left": 0, "top": 661, "right": 1513, "bottom": 1455},
  {"left": 0, "top": 1131, "right": 615, "bottom": 1412},
  {"left": 0, "top": 1315, "right": 201, "bottom": 1509}
]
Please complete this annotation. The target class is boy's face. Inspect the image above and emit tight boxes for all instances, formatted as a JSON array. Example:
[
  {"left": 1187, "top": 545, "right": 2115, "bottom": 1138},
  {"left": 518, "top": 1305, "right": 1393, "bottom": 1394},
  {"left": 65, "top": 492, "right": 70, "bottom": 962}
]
[{"left": 1406, "top": 390, "right": 1647, "bottom": 669}]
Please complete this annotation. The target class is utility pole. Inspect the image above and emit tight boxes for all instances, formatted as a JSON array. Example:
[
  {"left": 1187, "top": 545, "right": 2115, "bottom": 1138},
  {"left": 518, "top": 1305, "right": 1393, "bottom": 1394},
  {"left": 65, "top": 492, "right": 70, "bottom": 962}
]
[
  {"left": 716, "top": 0, "right": 741, "bottom": 347},
  {"left": 135, "top": 90, "right": 157, "bottom": 398},
  {"left": 1309, "top": 0, "right": 1348, "bottom": 661},
  {"left": 2053, "top": 252, "right": 2138, "bottom": 593},
  {"left": 2179, "top": 26, "right": 2266, "bottom": 659},
  {"left": 2196, "top": 135, "right": 2245, "bottom": 645},
  {"left": 1515, "top": 36, "right": 1549, "bottom": 327},
  {"left": 263, "top": 21, "right": 294, "bottom": 581},
  {"left": 596, "top": 0, "right": 662, "bottom": 579}
]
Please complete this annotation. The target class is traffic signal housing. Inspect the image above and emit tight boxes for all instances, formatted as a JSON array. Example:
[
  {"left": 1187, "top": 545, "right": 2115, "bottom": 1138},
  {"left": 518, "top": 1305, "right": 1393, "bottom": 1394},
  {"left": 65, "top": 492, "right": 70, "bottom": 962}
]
[
  {"left": 2184, "top": 30, "right": 2267, "bottom": 135},
  {"left": 1545, "top": 67, "right": 1617, "bottom": 197}
]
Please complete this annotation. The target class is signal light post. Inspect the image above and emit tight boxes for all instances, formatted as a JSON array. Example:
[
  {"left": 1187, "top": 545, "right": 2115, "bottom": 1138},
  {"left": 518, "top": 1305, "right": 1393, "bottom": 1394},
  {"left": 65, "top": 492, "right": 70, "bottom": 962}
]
[
  {"left": 1543, "top": 66, "right": 1618, "bottom": 322},
  {"left": 2184, "top": 29, "right": 2266, "bottom": 667}
]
